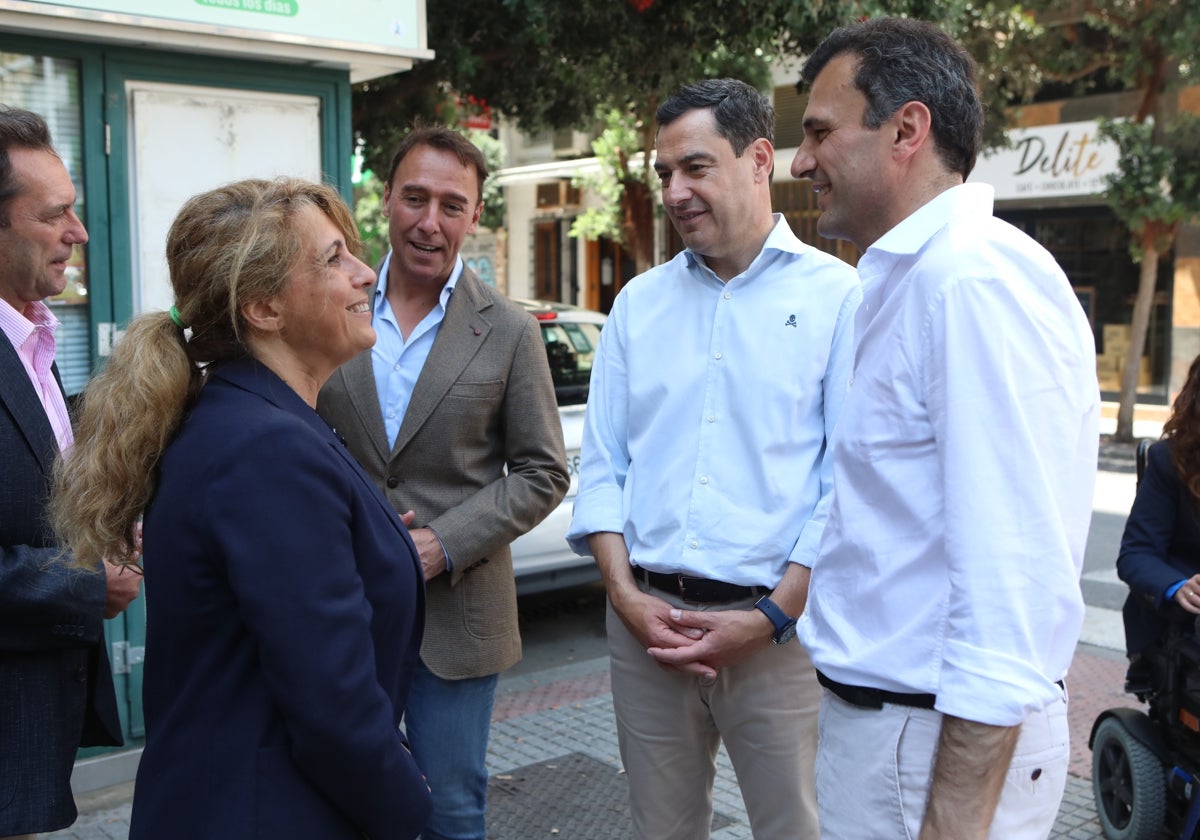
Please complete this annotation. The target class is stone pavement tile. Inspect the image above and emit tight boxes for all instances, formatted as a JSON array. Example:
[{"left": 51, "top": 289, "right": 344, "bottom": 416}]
[
  {"left": 1053, "top": 776, "right": 1103, "bottom": 838},
  {"left": 492, "top": 668, "right": 611, "bottom": 722},
  {"left": 1068, "top": 644, "right": 1135, "bottom": 779},
  {"left": 49, "top": 645, "right": 1128, "bottom": 840},
  {"left": 487, "top": 751, "right": 736, "bottom": 839}
]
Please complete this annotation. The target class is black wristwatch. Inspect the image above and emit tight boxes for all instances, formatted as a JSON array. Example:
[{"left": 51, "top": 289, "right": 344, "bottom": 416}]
[{"left": 754, "top": 595, "right": 798, "bottom": 645}]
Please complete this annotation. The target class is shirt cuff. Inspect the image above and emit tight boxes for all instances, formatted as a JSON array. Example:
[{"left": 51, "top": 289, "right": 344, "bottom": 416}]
[
  {"left": 428, "top": 525, "right": 451, "bottom": 572},
  {"left": 566, "top": 486, "right": 625, "bottom": 557},
  {"left": 1166, "top": 579, "right": 1187, "bottom": 601}
]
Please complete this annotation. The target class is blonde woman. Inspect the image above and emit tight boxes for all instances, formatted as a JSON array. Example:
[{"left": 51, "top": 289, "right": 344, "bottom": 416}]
[{"left": 52, "top": 178, "right": 431, "bottom": 839}]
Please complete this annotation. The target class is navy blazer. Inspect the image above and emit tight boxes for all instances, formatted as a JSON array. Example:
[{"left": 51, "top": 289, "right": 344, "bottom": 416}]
[
  {"left": 1117, "top": 440, "right": 1200, "bottom": 654},
  {"left": 130, "top": 360, "right": 431, "bottom": 840},
  {"left": 0, "top": 333, "right": 121, "bottom": 835}
]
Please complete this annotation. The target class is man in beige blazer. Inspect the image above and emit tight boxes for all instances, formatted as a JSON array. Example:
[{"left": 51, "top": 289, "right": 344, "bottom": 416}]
[{"left": 317, "top": 126, "right": 568, "bottom": 840}]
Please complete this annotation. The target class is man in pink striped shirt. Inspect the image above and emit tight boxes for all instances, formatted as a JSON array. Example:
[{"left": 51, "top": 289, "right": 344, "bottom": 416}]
[{"left": 0, "top": 106, "right": 141, "bottom": 839}]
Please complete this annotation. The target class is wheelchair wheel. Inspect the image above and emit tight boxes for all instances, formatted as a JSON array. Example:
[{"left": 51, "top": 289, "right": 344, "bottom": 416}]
[{"left": 1092, "top": 716, "right": 1167, "bottom": 840}]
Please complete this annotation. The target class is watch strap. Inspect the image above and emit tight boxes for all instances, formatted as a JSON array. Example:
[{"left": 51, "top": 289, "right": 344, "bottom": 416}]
[{"left": 754, "top": 595, "right": 797, "bottom": 644}]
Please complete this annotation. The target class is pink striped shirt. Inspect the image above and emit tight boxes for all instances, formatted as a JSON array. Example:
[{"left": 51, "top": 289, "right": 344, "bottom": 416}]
[{"left": 0, "top": 296, "right": 74, "bottom": 454}]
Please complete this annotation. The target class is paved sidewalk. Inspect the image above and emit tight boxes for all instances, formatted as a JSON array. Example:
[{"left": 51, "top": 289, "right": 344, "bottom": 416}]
[
  {"left": 53, "top": 422, "right": 1157, "bottom": 839},
  {"left": 50, "top": 640, "right": 1132, "bottom": 839}
]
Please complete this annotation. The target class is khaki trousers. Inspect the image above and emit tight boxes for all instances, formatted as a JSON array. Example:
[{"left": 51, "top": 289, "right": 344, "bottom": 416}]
[{"left": 606, "top": 586, "right": 821, "bottom": 840}]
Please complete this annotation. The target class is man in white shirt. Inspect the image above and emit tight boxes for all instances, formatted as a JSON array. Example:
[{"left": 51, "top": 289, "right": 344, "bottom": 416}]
[
  {"left": 790, "top": 18, "right": 1100, "bottom": 839},
  {"left": 567, "top": 78, "right": 860, "bottom": 840}
]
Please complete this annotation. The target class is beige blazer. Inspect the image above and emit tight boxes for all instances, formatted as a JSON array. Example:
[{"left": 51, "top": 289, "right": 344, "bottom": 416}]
[{"left": 317, "top": 268, "right": 569, "bottom": 679}]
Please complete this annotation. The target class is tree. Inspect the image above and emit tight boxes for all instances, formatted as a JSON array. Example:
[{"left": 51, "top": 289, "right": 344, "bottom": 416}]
[
  {"left": 355, "top": 1, "right": 1059, "bottom": 277},
  {"left": 1099, "top": 115, "right": 1200, "bottom": 439},
  {"left": 354, "top": 1, "right": 858, "bottom": 276},
  {"left": 1018, "top": 0, "right": 1200, "bottom": 440},
  {"left": 563, "top": 42, "right": 776, "bottom": 276},
  {"left": 567, "top": 108, "right": 654, "bottom": 266}
]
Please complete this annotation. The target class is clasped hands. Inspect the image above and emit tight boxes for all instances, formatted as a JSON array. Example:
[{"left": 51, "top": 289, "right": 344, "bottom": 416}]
[{"left": 613, "top": 587, "right": 774, "bottom": 680}]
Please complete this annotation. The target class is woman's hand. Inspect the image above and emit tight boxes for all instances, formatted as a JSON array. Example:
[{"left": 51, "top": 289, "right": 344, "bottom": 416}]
[{"left": 1173, "top": 574, "right": 1200, "bottom": 614}]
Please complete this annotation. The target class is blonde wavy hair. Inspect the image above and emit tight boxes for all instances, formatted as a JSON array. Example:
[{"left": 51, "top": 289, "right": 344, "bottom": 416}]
[{"left": 51, "top": 177, "right": 361, "bottom": 569}]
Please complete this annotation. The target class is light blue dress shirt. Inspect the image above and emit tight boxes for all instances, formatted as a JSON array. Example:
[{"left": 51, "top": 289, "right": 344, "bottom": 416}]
[
  {"left": 371, "top": 252, "right": 462, "bottom": 449},
  {"left": 567, "top": 215, "right": 861, "bottom": 588}
]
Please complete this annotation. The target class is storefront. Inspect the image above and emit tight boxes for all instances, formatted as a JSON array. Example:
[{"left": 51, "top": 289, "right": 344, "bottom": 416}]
[
  {"left": 971, "top": 118, "right": 1177, "bottom": 402},
  {"left": 1, "top": 0, "right": 429, "bottom": 783}
]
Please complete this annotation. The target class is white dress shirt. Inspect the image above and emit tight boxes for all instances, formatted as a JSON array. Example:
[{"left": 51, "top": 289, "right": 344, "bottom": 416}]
[
  {"left": 800, "top": 184, "right": 1100, "bottom": 726},
  {"left": 567, "top": 215, "right": 861, "bottom": 587}
]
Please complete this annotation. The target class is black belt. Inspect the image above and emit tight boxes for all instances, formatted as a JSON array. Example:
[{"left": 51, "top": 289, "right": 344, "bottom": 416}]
[
  {"left": 817, "top": 670, "right": 937, "bottom": 710},
  {"left": 816, "top": 670, "right": 1066, "bottom": 711},
  {"left": 632, "top": 566, "right": 766, "bottom": 605}
]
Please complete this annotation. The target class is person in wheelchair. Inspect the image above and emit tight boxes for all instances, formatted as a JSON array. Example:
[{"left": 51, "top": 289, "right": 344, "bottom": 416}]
[{"left": 1118, "top": 353, "right": 1200, "bottom": 695}]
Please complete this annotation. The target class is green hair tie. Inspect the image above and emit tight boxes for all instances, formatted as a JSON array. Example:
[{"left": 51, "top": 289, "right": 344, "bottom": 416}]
[{"left": 169, "top": 305, "right": 187, "bottom": 329}]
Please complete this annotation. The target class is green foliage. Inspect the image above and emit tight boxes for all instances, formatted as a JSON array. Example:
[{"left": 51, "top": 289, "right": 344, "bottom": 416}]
[
  {"left": 352, "top": 169, "right": 388, "bottom": 269},
  {"left": 569, "top": 108, "right": 652, "bottom": 245},
  {"left": 1020, "top": 0, "right": 1199, "bottom": 119},
  {"left": 352, "top": 0, "right": 850, "bottom": 180},
  {"left": 1079, "top": 0, "right": 1200, "bottom": 94},
  {"left": 467, "top": 129, "right": 507, "bottom": 231},
  {"left": 1099, "top": 114, "right": 1200, "bottom": 258}
]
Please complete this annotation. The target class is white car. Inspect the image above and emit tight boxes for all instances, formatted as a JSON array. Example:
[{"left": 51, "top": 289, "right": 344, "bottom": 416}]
[{"left": 510, "top": 298, "right": 606, "bottom": 594}]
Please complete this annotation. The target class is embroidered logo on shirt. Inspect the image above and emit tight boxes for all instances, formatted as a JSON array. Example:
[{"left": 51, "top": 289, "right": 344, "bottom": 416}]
[{"left": 784, "top": 314, "right": 798, "bottom": 328}]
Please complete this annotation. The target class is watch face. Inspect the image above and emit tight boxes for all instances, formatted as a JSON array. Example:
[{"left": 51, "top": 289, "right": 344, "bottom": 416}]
[{"left": 776, "top": 623, "right": 797, "bottom": 645}]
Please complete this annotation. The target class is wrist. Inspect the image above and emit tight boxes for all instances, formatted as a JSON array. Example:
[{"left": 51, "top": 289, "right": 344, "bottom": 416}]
[{"left": 754, "top": 595, "right": 798, "bottom": 645}]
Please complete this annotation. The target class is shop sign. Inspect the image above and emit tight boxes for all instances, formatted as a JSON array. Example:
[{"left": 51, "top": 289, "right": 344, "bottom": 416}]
[
  {"left": 24, "top": 0, "right": 423, "bottom": 52},
  {"left": 971, "top": 119, "right": 1121, "bottom": 201}
]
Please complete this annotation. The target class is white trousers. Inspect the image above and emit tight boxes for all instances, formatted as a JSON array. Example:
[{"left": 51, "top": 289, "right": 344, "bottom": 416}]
[{"left": 815, "top": 686, "right": 1069, "bottom": 839}]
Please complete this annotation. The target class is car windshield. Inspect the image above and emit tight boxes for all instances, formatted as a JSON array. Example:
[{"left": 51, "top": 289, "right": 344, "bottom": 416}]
[{"left": 540, "top": 320, "right": 602, "bottom": 406}]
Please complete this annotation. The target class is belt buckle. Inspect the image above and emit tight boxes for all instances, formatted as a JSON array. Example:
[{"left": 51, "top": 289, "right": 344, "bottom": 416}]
[{"left": 676, "top": 573, "right": 697, "bottom": 603}]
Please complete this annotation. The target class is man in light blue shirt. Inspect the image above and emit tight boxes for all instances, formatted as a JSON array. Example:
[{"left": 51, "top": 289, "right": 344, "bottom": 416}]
[{"left": 566, "top": 78, "right": 860, "bottom": 840}]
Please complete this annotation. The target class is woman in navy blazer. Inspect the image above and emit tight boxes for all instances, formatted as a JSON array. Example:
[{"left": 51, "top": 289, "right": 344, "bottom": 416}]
[
  {"left": 1118, "top": 353, "right": 1200, "bottom": 664},
  {"left": 52, "top": 179, "right": 431, "bottom": 839}
]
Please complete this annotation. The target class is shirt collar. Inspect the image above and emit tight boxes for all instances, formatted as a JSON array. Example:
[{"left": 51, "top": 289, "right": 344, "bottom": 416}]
[
  {"left": 374, "top": 251, "right": 462, "bottom": 313},
  {"left": 0, "top": 295, "right": 57, "bottom": 352},
  {"left": 683, "top": 213, "right": 797, "bottom": 280},
  {"left": 855, "top": 183, "right": 994, "bottom": 291},
  {"left": 866, "top": 183, "right": 994, "bottom": 260}
]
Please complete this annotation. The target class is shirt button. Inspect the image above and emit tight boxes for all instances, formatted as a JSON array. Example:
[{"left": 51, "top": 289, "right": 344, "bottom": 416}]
[
  {"left": 690, "top": 540, "right": 699, "bottom": 549},
  {"left": 700, "top": 476, "right": 708, "bottom": 484},
  {"left": 707, "top": 415, "right": 715, "bottom": 423},
  {"left": 723, "top": 292, "right": 731, "bottom": 300},
  {"left": 714, "top": 352, "right": 722, "bottom": 360}
]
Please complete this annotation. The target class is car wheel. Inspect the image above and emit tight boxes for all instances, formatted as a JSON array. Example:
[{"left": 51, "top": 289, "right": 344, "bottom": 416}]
[{"left": 1092, "top": 716, "right": 1167, "bottom": 840}]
